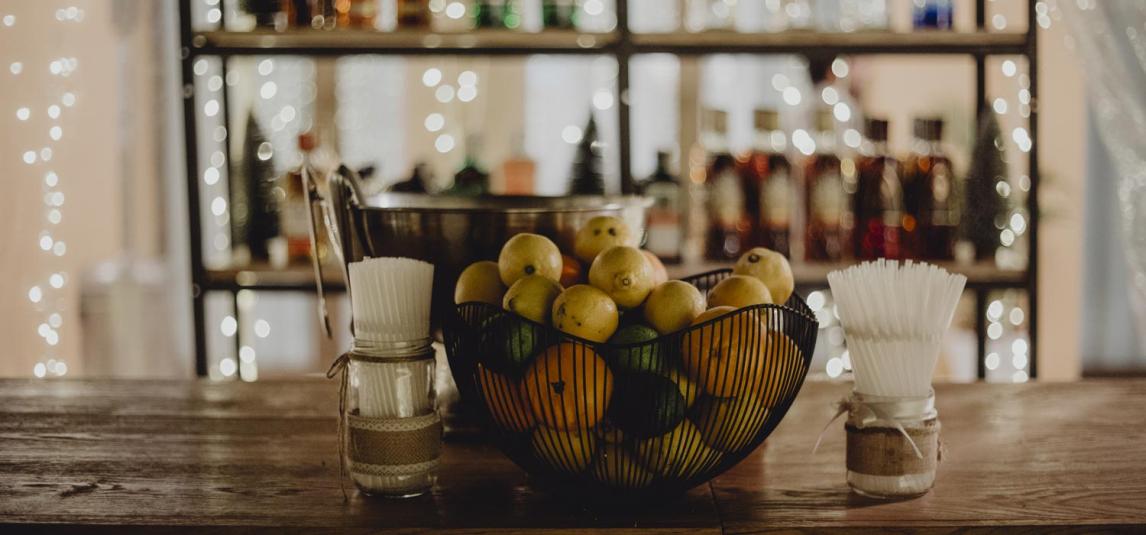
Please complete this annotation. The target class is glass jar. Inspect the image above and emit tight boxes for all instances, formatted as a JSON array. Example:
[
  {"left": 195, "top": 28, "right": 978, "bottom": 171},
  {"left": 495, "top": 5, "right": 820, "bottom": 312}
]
[
  {"left": 345, "top": 338, "right": 440, "bottom": 498},
  {"left": 845, "top": 391, "right": 939, "bottom": 499}
]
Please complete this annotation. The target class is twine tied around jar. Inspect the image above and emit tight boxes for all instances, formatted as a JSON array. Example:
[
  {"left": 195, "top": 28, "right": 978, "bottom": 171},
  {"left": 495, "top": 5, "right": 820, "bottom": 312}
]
[
  {"left": 812, "top": 390, "right": 939, "bottom": 460},
  {"left": 327, "top": 353, "right": 352, "bottom": 501}
]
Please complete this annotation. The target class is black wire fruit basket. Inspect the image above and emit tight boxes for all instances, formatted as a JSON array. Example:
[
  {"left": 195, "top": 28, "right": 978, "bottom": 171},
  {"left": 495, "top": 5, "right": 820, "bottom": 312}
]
[{"left": 443, "top": 269, "right": 818, "bottom": 498}]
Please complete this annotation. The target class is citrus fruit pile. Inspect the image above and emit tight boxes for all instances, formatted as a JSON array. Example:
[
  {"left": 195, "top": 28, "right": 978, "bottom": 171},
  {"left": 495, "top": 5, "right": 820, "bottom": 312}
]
[{"left": 455, "top": 216, "right": 805, "bottom": 489}]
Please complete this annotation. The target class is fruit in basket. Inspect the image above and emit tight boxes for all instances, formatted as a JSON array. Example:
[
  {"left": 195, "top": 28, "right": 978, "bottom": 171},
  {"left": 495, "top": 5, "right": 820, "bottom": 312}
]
[
  {"left": 589, "top": 246, "right": 655, "bottom": 309},
  {"left": 498, "top": 233, "right": 563, "bottom": 287},
  {"left": 706, "top": 275, "right": 773, "bottom": 309},
  {"left": 665, "top": 368, "right": 699, "bottom": 409},
  {"left": 643, "top": 280, "right": 706, "bottom": 335},
  {"left": 757, "top": 332, "right": 805, "bottom": 408},
  {"left": 574, "top": 215, "right": 633, "bottom": 263},
  {"left": 690, "top": 395, "right": 771, "bottom": 452},
  {"left": 560, "top": 254, "right": 585, "bottom": 287},
  {"left": 681, "top": 306, "right": 768, "bottom": 397},
  {"left": 596, "top": 418, "right": 627, "bottom": 444},
  {"left": 591, "top": 442, "right": 654, "bottom": 488},
  {"left": 481, "top": 315, "right": 540, "bottom": 371},
  {"left": 522, "top": 342, "right": 613, "bottom": 430},
  {"left": 634, "top": 420, "right": 722, "bottom": 479},
  {"left": 477, "top": 364, "right": 536, "bottom": 432},
  {"left": 607, "top": 372, "right": 688, "bottom": 438},
  {"left": 552, "top": 285, "right": 619, "bottom": 343},
  {"left": 733, "top": 247, "right": 795, "bottom": 305},
  {"left": 608, "top": 324, "right": 664, "bottom": 374},
  {"left": 503, "top": 275, "right": 563, "bottom": 324},
  {"left": 531, "top": 426, "right": 596, "bottom": 473},
  {"left": 455, "top": 260, "right": 507, "bottom": 305},
  {"left": 642, "top": 250, "right": 669, "bottom": 286}
]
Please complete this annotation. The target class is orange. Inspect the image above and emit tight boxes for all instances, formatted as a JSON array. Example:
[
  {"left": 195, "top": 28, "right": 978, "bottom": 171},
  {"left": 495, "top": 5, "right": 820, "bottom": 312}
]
[
  {"left": 642, "top": 250, "right": 669, "bottom": 286},
  {"left": 755, "top": 332, "right": 805, "bottom": 409},
  {"left": 476, "top": 364, "right": 535, "bottom": 432},
  {"left": 690, "top": 395, "right": 771, "bottom": 452},
  {"left": 680, "top": 306, "right": 769, "bottom": 398},
  {"left": 560, "top": 254, "right": 584, "bottom": 288},
  {"left": 531, "top": 426, "right": 596, "bottom": 473},
  {"left": 521, "top": 342, "right": 613, "bottom": 430}
]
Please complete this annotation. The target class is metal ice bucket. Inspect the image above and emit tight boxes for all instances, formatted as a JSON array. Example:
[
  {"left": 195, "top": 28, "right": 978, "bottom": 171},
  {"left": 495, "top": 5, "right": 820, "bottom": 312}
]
[{"left": 305, "top": 165, "right": 651, "bottom": 337}]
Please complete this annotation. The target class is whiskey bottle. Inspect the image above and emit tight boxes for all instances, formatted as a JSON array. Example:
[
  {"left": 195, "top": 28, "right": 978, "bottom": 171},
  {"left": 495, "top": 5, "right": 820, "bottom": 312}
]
[
  {"left": 853, "top": 118, "right": 902, "bottom": 259},
  {"left": 702, "top": 109, "right": 749, "bottom": 261},
  {"left": 739, "top": 108, "right": 793, "bottom": 257},
  {"left": 903, "top": 117, "right": 958, "bottom": 260},
  {"left": 281, "top": 133, "right": 317, "bottom": 266},
  {"left": 805, "top": 108, "right": 852, "bottom": 262},
  {"left": 641, "top": 150, "right": 684, "bottom": 264}
]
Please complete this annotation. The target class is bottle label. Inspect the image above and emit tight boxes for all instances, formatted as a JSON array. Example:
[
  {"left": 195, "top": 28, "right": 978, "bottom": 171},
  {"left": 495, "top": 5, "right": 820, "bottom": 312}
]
[
  {"left": 761, "top": 170, "right": 792, "bottom": 228},
  {"left": 710, "top": 171, "right": 744, "bottom": 228},
  {"left": 811, "top": 171, "right": 845, "bottom": 225}
]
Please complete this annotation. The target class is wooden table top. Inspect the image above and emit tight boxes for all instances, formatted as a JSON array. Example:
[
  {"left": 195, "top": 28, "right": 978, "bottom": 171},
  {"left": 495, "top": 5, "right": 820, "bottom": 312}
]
[{"left": 2, "top": 378, "right": 1144, "bottom": 534}]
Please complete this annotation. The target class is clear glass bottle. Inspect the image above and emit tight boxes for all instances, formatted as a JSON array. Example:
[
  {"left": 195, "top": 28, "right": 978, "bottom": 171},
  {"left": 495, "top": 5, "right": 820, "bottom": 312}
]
[
  {"left": 739, "top": 108, "right": 793, "bottom": 257},
  {"left": 846, "top": 391, "right": 940, "bottom": 499},
  {"left": 642, "top": 150, "right": 684, "bottom": 263}
]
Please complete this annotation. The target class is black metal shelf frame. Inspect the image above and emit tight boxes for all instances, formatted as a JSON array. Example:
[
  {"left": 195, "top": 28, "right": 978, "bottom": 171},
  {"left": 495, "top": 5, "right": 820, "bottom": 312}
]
[{"left": 179, "top": 0, "right": 1040, "bottom": 380}]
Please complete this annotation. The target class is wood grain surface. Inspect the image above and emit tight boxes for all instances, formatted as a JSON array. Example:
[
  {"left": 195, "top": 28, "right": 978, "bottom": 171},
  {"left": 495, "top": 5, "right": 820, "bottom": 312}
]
[{"left": 1, "top": 379, "right": 1144, "bottom": 534}]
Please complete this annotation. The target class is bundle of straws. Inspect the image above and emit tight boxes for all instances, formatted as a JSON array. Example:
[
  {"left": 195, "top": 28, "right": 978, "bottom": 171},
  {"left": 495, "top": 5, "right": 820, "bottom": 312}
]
[{"left": 827, "top": 259, "right": 967, "bottom": 397}]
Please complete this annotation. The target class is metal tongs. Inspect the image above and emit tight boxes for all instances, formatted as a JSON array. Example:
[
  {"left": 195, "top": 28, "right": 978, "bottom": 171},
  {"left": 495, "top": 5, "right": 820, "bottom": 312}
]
[{"left": 302, "top": 163, "right": 368, "bottom": 339}]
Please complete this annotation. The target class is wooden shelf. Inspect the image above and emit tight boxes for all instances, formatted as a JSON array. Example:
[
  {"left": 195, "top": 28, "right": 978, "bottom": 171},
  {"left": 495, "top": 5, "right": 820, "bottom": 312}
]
[
  {"left": 191, "top": 29, "right": 616, "bottom": 56},
  {"left": 190, "top": 29, "right": 1029, "bottom": 57},
  {"left": 204, "top": 260, "right": 1025, "bottom": 293}
]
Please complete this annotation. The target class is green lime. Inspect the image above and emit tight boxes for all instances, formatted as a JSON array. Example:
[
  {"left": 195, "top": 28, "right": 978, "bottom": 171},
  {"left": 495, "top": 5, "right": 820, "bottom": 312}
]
[
  {"left": 608, "top": 324, "right": 664, "bottom": 374},
  {"left": 481, "top": 315, "right": 540, "bottom": 372},
  {"left": 607, "top": 372, "right": 688, "bottom": 438}
]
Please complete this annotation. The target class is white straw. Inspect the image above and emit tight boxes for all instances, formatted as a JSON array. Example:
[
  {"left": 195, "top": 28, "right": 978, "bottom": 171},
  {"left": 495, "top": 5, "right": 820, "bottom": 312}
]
[
  {"left": 828, "top": 260, "right": 966, "bottom": 397},
  {"left": 348, "top": 257, "right": 434, "bottom": 343}
]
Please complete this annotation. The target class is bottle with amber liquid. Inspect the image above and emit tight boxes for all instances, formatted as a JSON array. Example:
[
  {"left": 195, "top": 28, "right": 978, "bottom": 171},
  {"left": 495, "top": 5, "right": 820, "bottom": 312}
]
[
  {"left": 903, "top": 118, "right": 958, "bottom": 260},
  {"left": 641, "top": 150, "right": 684, "bottom": 264},
  {"left": 739, "top": 108, "right": 793, "bottom": 257},
  {"left": 396, "top": 0, "right": 431, "bottom": 29},
  {"left": 702, "top": 110, "right": 750, "bottom": 261},
  {"left": 853, "top": 118, "right": 903, "bottom": 260},
  {"left": 281, "top": 133, "right": 318, "bottom": 266},
  {"left": 805, "top": 108, "right": 852, "bottom": 262}
]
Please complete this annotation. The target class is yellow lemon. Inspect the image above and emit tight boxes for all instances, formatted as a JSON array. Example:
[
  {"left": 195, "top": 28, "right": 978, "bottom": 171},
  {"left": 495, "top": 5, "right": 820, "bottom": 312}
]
[
  {"left": 756, "top": 332, "right": 806, "bottom": 409},
  {"left": 707, "top": 275, "right": 773, "bottom": 309},
  {"left": 665, "top": 367, "right": 700, "bottom": 410},
  {"left": 503, "top": 275, "right": 563, "bottom": 325},
  {"left": 634, "top": 420, "right": 722, "bottom": 479},
  {"left": 551, "top": 285, "right": 619, "bottom": 343},
  {"left": 531, "top": 426, "right": 596, "bottom": 473},
  {"left": 690, "top": 395, "right": 771, "bottom": 452},
  {"left": 732, "top": 247, "right": 795, "bottom": 305},
  {"left": 591, "top": 442, "right": 654, "bottom": 489},
  {"left": 498, "top": 233, "right": 563, "bottom": 287},
  {"left": 589, "top": 245, "right": 655, "bottom": 309},
  {"left": 574, "top": 215, "right": 633, "bottom": 263},
  {"left": 643, "top": 280, "right": 706, "bottom": 335},
  {"left": 454, "top": 260, "right": 506, "bottom": 305}
]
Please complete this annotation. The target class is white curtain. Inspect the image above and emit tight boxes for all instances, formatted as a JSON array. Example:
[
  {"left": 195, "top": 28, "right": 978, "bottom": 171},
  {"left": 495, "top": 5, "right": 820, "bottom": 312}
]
[{"left": 1064, "top": 1, "right": 1146, "bottom": 355}]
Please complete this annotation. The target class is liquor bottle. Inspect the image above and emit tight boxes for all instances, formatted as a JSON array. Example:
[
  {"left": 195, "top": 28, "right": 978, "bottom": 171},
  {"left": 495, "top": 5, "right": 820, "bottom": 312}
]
[
  {"left": 240, "top": 0, "right": 285, "bottom": 29},
  {"left": 336, "top": 0, "right": 377, "bottom": 28},
  {"left": 903, "top": 118, "right": 958, "bottom": 260},
  {"left": 445, "top": 136, "right": 490, "bottom": 196},
  {"left": 853, "top": 118, "right": 902, "bottom": 259},
  {"left": 739, "top": 108, "right": 793, "bottom": 257},
  {"left": 309, "top": 0, "right": 338, "bottom": 30},
  {"left": 396, "top": 0, "right": 431, "bottom": 29},
  {"left": 497, "top": 134, "right": 535, "bottom": 195},
  {"left": 542, "top": 0, "right": 577, "bottom": 29},
  {"left": 641, "top": 150, "right": 684, "bottom": 263},
  {"left": 702, "top": 109, "right": 749, "bottom": 261},
  {"left": 805, "top": 108, "right": 852, "bottom": 262},
  {"left": 284, "top": 0, "right": 311, "bottom": 28},
  {"left": 281, "top": 133, "right": 318, "bottom": 266},
  {"left": 473, "top": 0, "right": 503, "bottom": 28}
]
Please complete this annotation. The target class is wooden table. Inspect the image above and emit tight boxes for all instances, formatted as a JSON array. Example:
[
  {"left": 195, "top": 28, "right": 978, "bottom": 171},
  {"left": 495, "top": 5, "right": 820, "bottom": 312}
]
[{"left": 2, "top": 379, "right": 1144, "bottom": 533}]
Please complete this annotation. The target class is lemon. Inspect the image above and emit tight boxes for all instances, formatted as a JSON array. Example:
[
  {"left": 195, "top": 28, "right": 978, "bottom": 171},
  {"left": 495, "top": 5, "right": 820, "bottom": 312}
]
[
  {"left": 551, "top": 285, "right": 619, "bottom": 343},
  {"left": 503, "top": 275, "right": 563, "bottom": 325},
  {"left": 531, "top": 426, "right": 596, "bottom": 473},
  {"left": 634, "top": 420, "right": 721, "bottom": 479},
  {"left": 588, "top": 245, "right": 655, "bottom": 309},
  {"left": 707, "top": 275, "right": 773, "bottom": 309},
  {"left": 498, "top": 233, "right": 563, "bottom": 287},
  {"left": 690, "top": 395, "right": 771, "bottom": 452},
  {"left": 681, "top": 306, "right": 769, "bottom": 397},
  {"left": 642, "top": 250, "right": 669, "bottom": 286},
  {"left": 455, "top": 261, "right": 506, "bottom": 305},
  {"left": 665, "top": 367, "right": 699, "bottom": 409},
  {"left": 591, "top": 442, "right": 654, "bottom": 488},
  {"left": 574, "top": 215, "right": 633, "bottom": 263},
  {"left": 732, "top": 247, "right": 795, "bottom": 305},
  {"left": 643, "top": 280, "right": 706, "bottom": 335}
]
